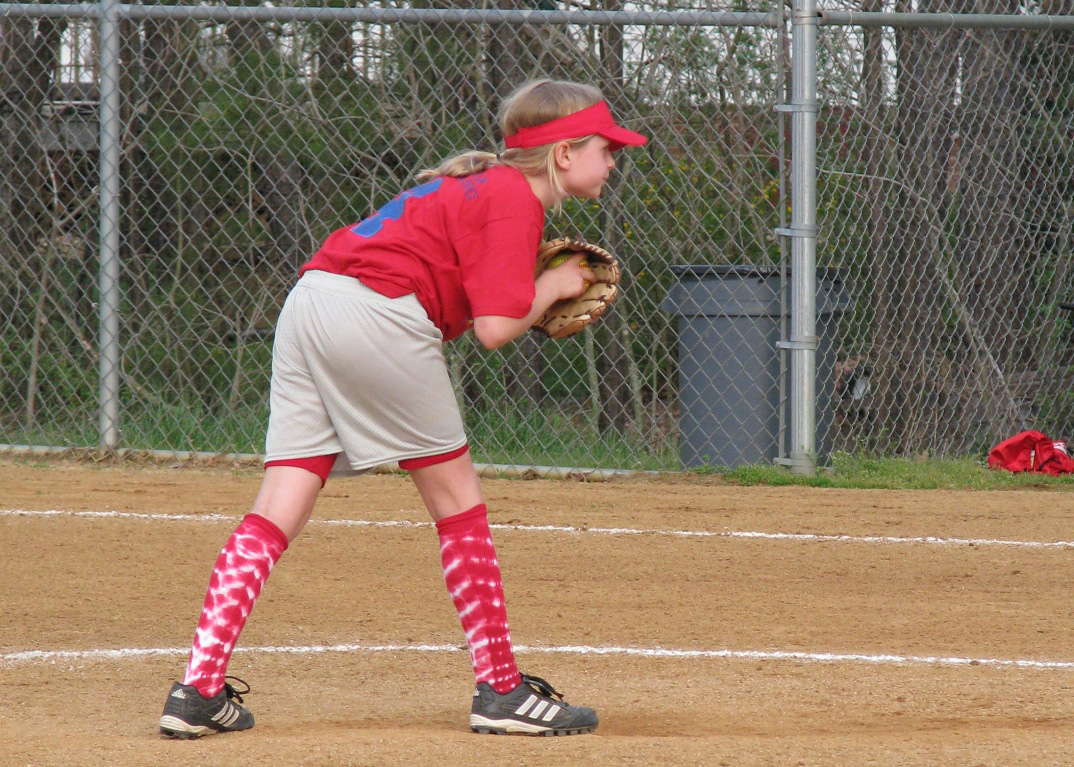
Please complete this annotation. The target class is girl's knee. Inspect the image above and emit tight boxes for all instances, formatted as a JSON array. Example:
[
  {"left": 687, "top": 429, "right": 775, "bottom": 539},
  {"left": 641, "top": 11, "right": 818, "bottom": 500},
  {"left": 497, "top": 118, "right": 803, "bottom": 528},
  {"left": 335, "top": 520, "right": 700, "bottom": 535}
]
[{"left": 407, "top": 452, "right": 484, "bottom": 522}]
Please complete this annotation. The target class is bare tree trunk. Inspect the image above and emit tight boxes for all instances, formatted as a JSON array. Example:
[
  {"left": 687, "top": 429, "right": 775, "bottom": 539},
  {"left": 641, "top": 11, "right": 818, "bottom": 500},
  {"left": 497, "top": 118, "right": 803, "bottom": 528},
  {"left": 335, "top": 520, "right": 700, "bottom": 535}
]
[
  {"left": 488, "top": 0, "right": 527, "bottom": 101},
  {"left": 228, "top": 310, "right": 246, "bottom": 411},
  {"left": 504, "top": 334, "right": 544, "bottom": 414},
  {"left": 884, "top": 0, "right": 960, "bottom": 453},
  {"left": 256, "top": 153, "right": 306, "bottom": 276},
  {"left": 584, "top": 326, "right": 601, "bottom": 432},
  {"left": 228, "top": 17, "right": 274, "bottom": 63},
  {"left": 856, "top": 0, "right": 890, "bottom": 446},
  {"left": 26, "top": 245, "right": 57, "bottom": 427},
  {"left": 129, "top": 6, "right": 202, "bottom": 339},
  {"left": 596, "top": 0, "right": 638, "bottom": 435},
  {"left": 318, "top": 18, "right": 355, "bottom": 86},
  {"left": 954, "top": 0, "right": 1029, "bottom": 435},
  {"left": 0, "top": 15, "right": 65, "bottom": 267},
  {"left": 0, "top": 13, "right": 66, "bottom": 419},
  {"left": 1027, "top": 1, "right": 1074, "bottom": 372}
]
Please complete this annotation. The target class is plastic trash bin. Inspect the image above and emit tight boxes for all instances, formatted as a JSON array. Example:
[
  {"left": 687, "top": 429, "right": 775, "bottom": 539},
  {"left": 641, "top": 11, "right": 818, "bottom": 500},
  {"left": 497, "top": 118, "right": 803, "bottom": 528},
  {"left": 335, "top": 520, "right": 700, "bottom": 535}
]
[{"left": 661, "top": 265, "right": 849, "bottom": 468}]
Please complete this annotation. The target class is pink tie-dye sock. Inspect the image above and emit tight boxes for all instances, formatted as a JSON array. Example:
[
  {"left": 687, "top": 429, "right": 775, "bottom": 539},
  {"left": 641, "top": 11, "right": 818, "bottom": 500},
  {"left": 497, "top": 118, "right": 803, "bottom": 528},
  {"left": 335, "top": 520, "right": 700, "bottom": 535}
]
[
  {"left": 182, "top": 513, "right": 289, "bottom": 698},
  {"left": 436, "top": 504, "right": 522, "bottom": 694}
]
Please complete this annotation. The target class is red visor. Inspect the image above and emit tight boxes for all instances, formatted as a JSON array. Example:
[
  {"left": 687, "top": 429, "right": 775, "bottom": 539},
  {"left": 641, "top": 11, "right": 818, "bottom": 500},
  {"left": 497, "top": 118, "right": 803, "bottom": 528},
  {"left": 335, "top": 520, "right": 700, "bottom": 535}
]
[{"left": 503, "top": 100, "right": 647, "bottom": 151}]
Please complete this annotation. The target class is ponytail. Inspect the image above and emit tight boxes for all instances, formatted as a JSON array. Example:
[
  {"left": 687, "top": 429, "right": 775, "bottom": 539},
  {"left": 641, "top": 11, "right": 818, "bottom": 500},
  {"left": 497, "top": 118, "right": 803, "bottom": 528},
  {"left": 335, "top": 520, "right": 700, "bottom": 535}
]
[{"left": 415, "top": 150, "right": 500, "bottom": 182}]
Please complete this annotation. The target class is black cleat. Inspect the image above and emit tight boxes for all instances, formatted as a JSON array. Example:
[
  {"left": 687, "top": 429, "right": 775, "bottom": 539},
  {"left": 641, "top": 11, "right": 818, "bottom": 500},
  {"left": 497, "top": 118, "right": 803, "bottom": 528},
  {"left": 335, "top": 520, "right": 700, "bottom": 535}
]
[
  {"left": 159, "top": 677, "right": 254, "bottom": 739},
  {"left": 469, "top": 674, "right": 598, "bottom": 736}
]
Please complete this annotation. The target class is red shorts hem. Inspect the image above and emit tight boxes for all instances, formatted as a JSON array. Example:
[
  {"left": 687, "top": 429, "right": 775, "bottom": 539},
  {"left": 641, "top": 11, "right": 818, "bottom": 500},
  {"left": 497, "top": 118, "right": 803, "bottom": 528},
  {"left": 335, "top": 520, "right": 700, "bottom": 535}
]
[
  {"left": 398, "top": 445, "right": 469, "bottom": 471},
  {"left": 264, "top": 453, "right": 339, "bottom": 485}
]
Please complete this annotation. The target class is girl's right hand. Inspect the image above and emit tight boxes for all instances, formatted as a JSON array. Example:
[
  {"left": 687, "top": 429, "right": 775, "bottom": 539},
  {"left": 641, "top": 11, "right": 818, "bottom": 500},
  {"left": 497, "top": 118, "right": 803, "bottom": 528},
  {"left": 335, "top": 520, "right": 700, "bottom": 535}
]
[
  {"left": 539, "top": 253, "right": 596, "bottom": 301},
  {"left": 472, "top": 255, "right": 596, "bottom": 350}
]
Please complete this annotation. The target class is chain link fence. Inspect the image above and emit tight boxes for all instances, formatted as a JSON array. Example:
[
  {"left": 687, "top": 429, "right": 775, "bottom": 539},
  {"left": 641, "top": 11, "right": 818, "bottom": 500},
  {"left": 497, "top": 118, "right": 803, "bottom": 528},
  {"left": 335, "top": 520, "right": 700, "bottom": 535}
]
[
  {"left": 1, "top": 1, "right": 1072, "bottom": 473},
  {"left": 817, "top": 5, "right": 1074, "bottom": 458}
]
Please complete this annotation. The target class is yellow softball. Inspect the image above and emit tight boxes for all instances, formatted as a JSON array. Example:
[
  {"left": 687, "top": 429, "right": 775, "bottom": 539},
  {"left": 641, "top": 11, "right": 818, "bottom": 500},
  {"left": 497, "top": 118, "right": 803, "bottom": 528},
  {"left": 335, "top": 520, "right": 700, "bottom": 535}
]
[{"left": 548, "top": 253, "right": 589, "bottom": 270}]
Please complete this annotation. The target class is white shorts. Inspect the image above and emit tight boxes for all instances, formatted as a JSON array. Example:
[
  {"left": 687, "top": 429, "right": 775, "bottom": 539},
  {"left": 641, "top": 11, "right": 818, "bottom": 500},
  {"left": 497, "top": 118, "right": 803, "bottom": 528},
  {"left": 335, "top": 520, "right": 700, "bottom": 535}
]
[{"left": 264, "top": 270, "right": 467, "bottom": 476}]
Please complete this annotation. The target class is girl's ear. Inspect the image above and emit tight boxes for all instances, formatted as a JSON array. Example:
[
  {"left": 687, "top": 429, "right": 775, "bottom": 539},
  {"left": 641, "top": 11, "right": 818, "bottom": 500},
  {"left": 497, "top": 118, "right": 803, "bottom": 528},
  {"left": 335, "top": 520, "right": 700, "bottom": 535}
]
[{"left": 552, "top": 140, "right": 572, "bottom": 170}]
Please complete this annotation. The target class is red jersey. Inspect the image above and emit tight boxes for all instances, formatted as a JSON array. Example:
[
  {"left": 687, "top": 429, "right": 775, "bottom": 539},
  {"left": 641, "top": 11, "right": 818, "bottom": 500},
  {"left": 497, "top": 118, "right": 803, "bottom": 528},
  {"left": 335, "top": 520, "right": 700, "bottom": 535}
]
[{"left": 300, "top": 165, "right": 545, "bottom": 342}]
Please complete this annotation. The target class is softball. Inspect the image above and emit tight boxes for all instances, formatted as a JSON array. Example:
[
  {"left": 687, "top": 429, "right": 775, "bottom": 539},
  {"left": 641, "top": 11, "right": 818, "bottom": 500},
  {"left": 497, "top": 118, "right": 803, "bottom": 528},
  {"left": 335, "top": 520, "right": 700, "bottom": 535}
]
[{"left": 548, "top": 253, "right": 589, "bottom": 270}]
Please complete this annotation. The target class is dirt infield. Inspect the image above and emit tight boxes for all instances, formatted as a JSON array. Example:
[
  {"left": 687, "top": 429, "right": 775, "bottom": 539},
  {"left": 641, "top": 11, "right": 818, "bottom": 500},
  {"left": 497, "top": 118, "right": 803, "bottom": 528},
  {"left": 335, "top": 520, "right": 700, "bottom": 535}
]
[{"left": 3, "top": 458, "right": 1074, "bottom": 766}]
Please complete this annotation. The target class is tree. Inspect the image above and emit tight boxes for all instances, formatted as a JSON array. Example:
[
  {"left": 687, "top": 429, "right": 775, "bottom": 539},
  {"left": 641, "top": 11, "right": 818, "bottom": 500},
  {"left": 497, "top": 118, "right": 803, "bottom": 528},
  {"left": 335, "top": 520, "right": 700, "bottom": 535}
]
[
  {"left": 0, "top": 8, "right": 68, "bottom": 428},
  {"left": 0, "top": 11, "right": 66, "bottom": 301},
  {"left": 872, "top": 0, "right": 964, "bottom": 452}
]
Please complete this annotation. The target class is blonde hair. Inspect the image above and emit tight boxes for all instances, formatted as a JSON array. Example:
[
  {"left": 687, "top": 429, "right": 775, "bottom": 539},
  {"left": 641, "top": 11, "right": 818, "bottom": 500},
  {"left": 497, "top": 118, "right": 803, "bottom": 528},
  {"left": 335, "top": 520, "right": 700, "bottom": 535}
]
[{"left": 416, "top": 79, "right": 604, "bottom": 199}]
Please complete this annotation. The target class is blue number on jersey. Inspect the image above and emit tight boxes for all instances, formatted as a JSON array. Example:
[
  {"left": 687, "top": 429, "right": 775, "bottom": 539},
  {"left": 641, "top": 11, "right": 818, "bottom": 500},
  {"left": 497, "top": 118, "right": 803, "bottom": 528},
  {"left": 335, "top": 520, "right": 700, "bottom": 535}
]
[{"left": 351, "top": 178, "right": 444, "bottom": 238}]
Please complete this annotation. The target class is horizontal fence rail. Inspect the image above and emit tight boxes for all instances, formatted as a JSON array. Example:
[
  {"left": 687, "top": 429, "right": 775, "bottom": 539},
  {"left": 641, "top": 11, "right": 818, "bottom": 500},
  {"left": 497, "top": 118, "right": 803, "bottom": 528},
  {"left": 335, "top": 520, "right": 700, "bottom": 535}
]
[
  {"left": 0, "top": 4, "right": 779, "bottom": 25},
  {"left": 820, "top": 10, "right": 1074, "bottom": 29}
]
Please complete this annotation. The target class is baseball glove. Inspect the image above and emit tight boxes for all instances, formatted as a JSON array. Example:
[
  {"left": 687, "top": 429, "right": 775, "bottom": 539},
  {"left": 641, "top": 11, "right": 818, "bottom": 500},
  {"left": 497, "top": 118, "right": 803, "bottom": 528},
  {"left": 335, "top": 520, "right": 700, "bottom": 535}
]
[{"left": 532, "top": 237, "right": 621, "bottom": 340}]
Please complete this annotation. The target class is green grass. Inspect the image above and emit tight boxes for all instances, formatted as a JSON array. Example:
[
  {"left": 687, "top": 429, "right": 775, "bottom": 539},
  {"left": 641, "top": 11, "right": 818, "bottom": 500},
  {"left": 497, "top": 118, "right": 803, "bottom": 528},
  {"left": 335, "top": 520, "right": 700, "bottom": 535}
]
[
  {"left": 1, "top": 401, "right": 268, "bottom": 456},
  {"left": 466, "top": 406, "right": 677, "bottom": 472},
  {"left": 2, "top": 399, "right": 680, "bottom": 471},
  {"left": 7, "top": 404, "right": 1074, "bottom": 491},
  {"left": 708, "top": 453, "right": 1074, "bottom": 490}
]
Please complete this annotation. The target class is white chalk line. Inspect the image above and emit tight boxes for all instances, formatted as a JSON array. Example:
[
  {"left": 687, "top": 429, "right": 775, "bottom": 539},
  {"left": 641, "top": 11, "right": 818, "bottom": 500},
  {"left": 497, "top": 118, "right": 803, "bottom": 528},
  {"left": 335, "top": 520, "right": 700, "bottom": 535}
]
[
  {"left": 3, "top": 507, "right": 1074, "bottom": 550},
  {"left": 4, "top": 641, "right": 1074, "bottom": 671},
  {"left": 4, "top": 509, "right": 1071, "bottom": 673}
]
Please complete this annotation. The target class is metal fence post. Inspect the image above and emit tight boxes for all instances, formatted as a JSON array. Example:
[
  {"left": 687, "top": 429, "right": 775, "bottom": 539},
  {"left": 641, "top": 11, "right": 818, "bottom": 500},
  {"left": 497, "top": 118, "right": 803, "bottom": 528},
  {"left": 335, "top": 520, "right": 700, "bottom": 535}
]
[
  {"left": 98, "top": 0, "right": 122, "bottom": 450},
  {"left": 786, "top": 0, "right": 819, "bottom": 474}
]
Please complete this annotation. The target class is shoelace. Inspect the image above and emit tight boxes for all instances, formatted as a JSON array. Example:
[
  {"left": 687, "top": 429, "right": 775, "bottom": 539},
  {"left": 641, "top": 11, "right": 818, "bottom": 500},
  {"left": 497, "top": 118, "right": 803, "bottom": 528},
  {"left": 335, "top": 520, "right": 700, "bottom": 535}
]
[
  {"left": 223, "top": 675, "right": 251, "bottom": 705},
  {"left": 519, "top": 673, "right": 565, "bottom": 702}
]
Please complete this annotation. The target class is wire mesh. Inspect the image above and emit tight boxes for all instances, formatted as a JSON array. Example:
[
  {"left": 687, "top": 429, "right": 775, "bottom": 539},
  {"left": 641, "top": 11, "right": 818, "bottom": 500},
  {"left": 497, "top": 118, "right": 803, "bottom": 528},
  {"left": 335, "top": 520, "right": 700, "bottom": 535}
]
[
  {"left": 2, "top": 2, "right": 1070, "bottom": 472},
  {"left": 817, "top": 11, "right": 1074, "bottom": 457},
  {"left": 1, "top": 2, "right": 789, "bottom": 472}
]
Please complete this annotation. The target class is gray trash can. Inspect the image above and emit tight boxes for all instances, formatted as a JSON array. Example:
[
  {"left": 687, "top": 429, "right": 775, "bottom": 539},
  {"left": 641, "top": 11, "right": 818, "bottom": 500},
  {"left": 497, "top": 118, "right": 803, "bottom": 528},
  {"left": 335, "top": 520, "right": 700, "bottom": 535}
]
[{"left": 661, "top": 265, "right": 849, "bottom": 469}]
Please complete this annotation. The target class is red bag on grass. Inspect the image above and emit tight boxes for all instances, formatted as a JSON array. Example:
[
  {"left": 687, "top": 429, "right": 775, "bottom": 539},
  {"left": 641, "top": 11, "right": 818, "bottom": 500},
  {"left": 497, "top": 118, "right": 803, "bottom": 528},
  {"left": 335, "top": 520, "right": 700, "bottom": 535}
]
[{"left": 988, "top": 430, "right": 1074, "bottom": 475}]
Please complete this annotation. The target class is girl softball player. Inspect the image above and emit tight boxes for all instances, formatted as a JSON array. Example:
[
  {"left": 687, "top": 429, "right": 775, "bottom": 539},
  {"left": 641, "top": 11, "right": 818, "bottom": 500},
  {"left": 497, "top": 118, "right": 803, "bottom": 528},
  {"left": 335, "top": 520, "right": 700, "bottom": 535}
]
[{"left": 159, "top": 78, "right": 646, "bottom": 739}]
